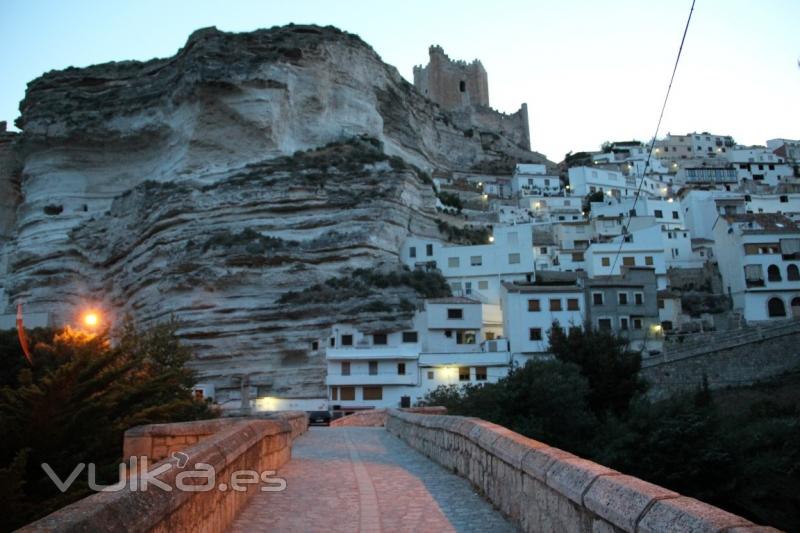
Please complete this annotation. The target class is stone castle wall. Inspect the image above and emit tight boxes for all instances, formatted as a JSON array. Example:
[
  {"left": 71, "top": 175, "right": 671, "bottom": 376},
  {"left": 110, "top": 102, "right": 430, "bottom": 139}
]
[
  {"left": 413, "top": 45, "right": 489, "bottom": 110},
  {"left": 413, "top": 46, "right": 531, "bottom": 150}
]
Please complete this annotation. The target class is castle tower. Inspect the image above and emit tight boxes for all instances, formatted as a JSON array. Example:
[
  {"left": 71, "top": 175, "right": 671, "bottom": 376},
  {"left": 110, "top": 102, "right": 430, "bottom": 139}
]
[{"left": 413, "top": 45, "right": 490, "bottom": 111}]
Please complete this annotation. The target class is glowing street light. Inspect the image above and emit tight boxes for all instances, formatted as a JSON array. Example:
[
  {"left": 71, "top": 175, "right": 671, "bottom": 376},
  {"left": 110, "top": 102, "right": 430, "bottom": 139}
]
[
  {"left": 488, "top": 235, "right": 495, "bottom": 243},
  {"left": 82, "top": 310, "right": 101, "bottom": 329}
]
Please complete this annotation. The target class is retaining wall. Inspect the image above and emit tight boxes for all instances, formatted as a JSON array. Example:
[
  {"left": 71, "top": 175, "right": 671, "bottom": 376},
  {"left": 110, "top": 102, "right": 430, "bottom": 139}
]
[
  {"left": 19, "top": 412, "right": 308, "bottom": 533},
  {"left": 386, "top": 410, "right": 778, "bottom": 533}
]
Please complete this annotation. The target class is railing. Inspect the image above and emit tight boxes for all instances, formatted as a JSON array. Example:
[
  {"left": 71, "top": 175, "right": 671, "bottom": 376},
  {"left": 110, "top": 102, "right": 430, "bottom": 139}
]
[{"left": 646, "top": 319, "right": 800, "bottom": 366}]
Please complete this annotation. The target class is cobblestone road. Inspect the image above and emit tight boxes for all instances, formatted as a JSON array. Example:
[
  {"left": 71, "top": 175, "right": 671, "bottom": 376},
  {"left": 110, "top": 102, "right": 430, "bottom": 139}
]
[{"left": 228, "top": 426, "right": 518, "bottom": 533}]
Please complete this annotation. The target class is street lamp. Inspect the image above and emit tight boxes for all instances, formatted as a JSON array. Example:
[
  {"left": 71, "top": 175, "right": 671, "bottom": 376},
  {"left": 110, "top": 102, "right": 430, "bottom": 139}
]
[{"left": 82, "top": 310, "right": 101, "bottom": 329}]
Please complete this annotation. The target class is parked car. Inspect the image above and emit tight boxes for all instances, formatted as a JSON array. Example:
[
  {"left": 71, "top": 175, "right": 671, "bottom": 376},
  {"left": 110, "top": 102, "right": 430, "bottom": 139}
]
[{"left": 307, "top": 410, "right": 331, "bottom": 426}]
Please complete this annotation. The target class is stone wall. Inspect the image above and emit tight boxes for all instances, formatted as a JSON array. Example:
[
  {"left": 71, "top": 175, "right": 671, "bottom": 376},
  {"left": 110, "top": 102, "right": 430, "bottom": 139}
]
[
  {"left": 413, "top": 45, "right": 489, "bottom": 111},
  {"left": 331, "top": 406, "right": 447, "bottom": 427},
  {"left": 643, "top": 320, "right": 800, "bottom": 399},
  {"left": 386, "top": 410, "right": 776, "bottom": 532},
  {"left": 19, "top": 412, "right": 308, "bottom": 533}
]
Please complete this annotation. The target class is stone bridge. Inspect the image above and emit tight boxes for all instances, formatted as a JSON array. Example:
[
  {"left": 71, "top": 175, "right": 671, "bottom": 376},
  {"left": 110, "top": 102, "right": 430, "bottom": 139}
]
[{"left": 20, "top": 410, "right": 779, "bottom": 533}]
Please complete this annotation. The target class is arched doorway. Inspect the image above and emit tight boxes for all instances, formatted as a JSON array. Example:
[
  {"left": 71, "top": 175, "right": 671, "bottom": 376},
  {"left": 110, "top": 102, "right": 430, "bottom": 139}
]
[
  {"left": 767, "top": 297, "right": 786, "bottom": 318},
  {"left": 792, "top": 297, "right": 800, "bottom": 319}
]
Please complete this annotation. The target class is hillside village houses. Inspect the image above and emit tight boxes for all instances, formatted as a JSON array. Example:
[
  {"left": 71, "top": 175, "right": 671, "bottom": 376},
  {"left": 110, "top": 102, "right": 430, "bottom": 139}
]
[{"left": 318, "top": 131, "right": 800, "bottom": 410}]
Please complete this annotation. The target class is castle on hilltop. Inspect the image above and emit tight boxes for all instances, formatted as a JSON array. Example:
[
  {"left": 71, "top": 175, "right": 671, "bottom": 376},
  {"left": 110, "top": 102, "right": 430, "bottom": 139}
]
[{"left": 413, "top": 45, "right": 531, "bottom": 151}]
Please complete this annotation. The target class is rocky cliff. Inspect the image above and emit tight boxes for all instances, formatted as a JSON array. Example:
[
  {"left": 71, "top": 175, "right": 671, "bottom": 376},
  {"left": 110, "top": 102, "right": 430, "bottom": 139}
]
[{"left": 3, "top": 25, "right": 547, "bottom": 402}]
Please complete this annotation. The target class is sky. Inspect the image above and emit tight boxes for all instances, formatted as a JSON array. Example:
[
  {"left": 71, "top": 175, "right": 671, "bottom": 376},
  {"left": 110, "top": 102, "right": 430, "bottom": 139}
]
[{"left": 1, "top": 0, "right": 798, "bottom": 161}]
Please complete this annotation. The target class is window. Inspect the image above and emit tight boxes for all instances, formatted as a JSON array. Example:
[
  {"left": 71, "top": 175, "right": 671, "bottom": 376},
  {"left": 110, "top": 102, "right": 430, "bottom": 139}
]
[
  {"left": 672, "top": 211, "right": 679, "bottom": 219},
  {"left": 402, "top": 331, "right": 418, "bottom": 343},
  {"left": 456, "top": 330, "right": 476, "bottom": 344},
  {"left": 592, "top": 293, "right": 604, "bottom": 305},
  {"left": 780, "top": 195, "right": 788, "bottom": 203},
  {"left": 602, "top": 257, "right": 610, "bottom": 267},
  {"left": 598, "top": 318, "right": 612, "bottom": 331},
  {"left": 397, "top": 363, "right": 406, "bottom": 375},
  {"left": 330, "top": 337, "right": 335, "bottom": 347},
  {"left": 459, "top": 80, "right": 466, "bottom": 92},
  {"left": 549, "top": 299, "right": 562, "bottom": 311},
  {"left": 744, "top": 264, "right": 764, "bottom": 286},
  {"left": 618, "top": 292, "right": 628, "bottom": 305},
  {"left": 409, "top": 246, "right": 416, "bottom": 258},
  {"left": 528, "top": 299, "right": 540, "bottom": 312},
  {"left": 427, "top": 371, "right": 434, "bottom": 379},
  {"left": 485, "top": 332, "right": 495, "bottom": 340},
  {"left": 459, "top": 367, "right": 470, "bottom": 381},
  {"left": 622, "top": 256, "right": 635, "bottom": 266},
  {"left": 448, "top": 308, "right": 463, "bottom": 319},
  {"left": 508, "top": 253, "right": 521, "bottom": 264},
  {"left": 540, "top": 247, "right": 548, "bottom": 254},
  {"left": 633, "top": 318, "right": 643, "bottom": 330},
  {"left": 769, "top": 164, "right": 776, "bottom": 171},
  {"left": 340, "top": 387, "right": 355, "bottom": 401},
  {"left": 470, "top": 255, "right": 483, "bottom": 266},
  {"left": 654, "top": 210, "right": 663, "bottom": 218},
  {"left": 767, "top": 264, "right": 782, "bottom": 282},
  {"left": 529, "top": 328, "right": 543, "bottom": 340},
  {"left": 426, "top": 244, "right": 433, "bottom": 256},
  {"left": 658, "top": 299, "right": 665, "bottom": 309},
  {"left": 478, "top": 280, "right": 489, "bottom": 290},
  {"left": 768, "top": 298, "right": 786, "bottom": 317},
  {"left": 363, "top": 386, "right": 383, "bottom": 401},
  {"left": 572, "top": 252, "right": 584, "bottom": 262},
  {"left": 373, "top": 333, "right": 387, "bottom": 345},
  {"left": 331, "top": 387, "right": 338, "bottom": 401},
  {"left": 567, "top": 298, "right": 580, "bottom": 311},
  {"left": 620, "top": 317, "right": 629, "bottom": 330},
  {"left": 341, "top": 334, "right": 353, "bottom": 346},
  {"left": 645, "top": 256, "right": 654, "bottom": 266},
  {"left": 788, "top": 264, "right": 800, "bottom": 281},
  {"left": 368, "top": 361, "right": 378, "bottom": 375},
  {"left": 311, "top": 340, "right": 319, "bottom": 351},
  {"left": 634, "top": 293, "right": 644, "bottom": 305},
  {"left": 475, "top": 367, "right": 487, "bottom": 381},
  {"left": 448, "top": 257, "right": 460, "bottom": 268}
]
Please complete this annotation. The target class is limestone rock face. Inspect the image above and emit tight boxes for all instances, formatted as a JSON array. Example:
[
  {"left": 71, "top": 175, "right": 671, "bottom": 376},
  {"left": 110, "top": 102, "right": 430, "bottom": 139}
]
[{"left": 5, "top": 25, "right": 546, "bottom": 401}]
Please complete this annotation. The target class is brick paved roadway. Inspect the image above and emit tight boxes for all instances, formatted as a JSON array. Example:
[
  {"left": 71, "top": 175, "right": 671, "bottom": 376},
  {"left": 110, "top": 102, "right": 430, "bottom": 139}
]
[{"left": 228, "top": 427, "right": 518, "bottom": 533}]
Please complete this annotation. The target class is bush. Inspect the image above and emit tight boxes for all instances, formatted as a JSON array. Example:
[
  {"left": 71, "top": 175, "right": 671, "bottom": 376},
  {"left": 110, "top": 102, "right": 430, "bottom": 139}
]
[{"left": 0, "top": 321, "right": 215, "bottom": 529}]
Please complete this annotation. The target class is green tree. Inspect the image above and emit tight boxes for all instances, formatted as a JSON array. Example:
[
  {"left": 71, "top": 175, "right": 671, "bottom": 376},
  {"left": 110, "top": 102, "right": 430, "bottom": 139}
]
[{"left": 0, "top": 320, "right": 215, "bottom": 530}]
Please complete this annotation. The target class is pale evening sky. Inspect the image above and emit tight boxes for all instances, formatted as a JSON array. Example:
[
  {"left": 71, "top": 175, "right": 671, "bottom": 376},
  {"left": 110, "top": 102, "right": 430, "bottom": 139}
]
[{"left": 1, "top": 0, "right": 798, "bottom": 162}]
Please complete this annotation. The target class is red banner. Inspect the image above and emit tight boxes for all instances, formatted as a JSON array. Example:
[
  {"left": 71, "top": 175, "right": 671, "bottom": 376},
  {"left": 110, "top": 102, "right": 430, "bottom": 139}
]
[{"left": 16, "top": 303, "right": 33, "bottom": 366}]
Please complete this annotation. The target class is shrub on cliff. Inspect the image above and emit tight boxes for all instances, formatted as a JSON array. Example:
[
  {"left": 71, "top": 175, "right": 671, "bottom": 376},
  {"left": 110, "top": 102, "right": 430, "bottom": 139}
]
[{"left": 0, "top": 321, "right": 215, "bottom": 530}]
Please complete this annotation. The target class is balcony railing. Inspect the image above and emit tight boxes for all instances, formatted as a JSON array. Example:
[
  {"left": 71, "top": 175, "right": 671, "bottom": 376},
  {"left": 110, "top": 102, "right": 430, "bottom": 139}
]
[{"left": 326, "top": 344, "right": 421, "bottom": 360}]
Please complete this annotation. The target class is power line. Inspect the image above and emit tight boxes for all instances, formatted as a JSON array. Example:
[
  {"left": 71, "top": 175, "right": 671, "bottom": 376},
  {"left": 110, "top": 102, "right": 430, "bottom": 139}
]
[{"left": 606, "top": 0, "right": 696, "bottom": 279}]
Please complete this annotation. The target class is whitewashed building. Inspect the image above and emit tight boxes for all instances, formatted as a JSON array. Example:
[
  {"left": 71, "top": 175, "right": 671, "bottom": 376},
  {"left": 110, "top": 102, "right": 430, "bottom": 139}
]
[
  {"left": 402, "top": 224, "right": 536, "bottom": 304},
  {"left": 511, "top": 163, "right": 561, "bottom": 196},
  {"left": 500, "top": 277, "right": 585, "bottom": 361},
  {"left": 325, "top": 297, "right": 511, "bottom": 409},
  {"left": 712, "top": 213, "right": 800, "bottom": 323}
]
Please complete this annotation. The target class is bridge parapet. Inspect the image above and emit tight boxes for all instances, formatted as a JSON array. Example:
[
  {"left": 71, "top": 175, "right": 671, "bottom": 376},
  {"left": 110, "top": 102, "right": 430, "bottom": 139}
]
[
  {"left": 386, "top": 409, "right": 778, "bottom": 532},
  {"left": 18, "top": 412, "right": 308, "bottom": 533}
]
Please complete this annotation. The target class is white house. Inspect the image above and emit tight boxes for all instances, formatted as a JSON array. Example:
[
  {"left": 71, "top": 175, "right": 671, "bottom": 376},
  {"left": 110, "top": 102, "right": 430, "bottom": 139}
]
[
  {"left": 584, "top": 225, "right": 668, "bottom": 289},
  {"left": 325, "top": 297, "right": 512, "bottom": 409},
  {"left": 402, "top": 224, "right": 536, "bottom": 304},
  {"left": 567, "top": 166, "right": 629, "bottom": 198},
  {"left": 511, "top": 164, "right": 561, "bottom": 196},
  {"left": 712, "top": 213, "right": 800, "bottom": 323},
  {"left": 726, "top": 147, "right": 793, "bottom": 186},
  {"left": 500, "top": 278, "right": 585, "bottom": 361}
]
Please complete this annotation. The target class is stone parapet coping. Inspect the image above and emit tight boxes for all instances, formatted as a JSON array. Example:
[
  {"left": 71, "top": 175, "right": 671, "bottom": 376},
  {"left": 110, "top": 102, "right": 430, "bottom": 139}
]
[
  {"left": 19, "top": 411, "right": 308, "bottom": 533},
  {"left": 385, "top": 409, "right": 781, "bottom": 533}
]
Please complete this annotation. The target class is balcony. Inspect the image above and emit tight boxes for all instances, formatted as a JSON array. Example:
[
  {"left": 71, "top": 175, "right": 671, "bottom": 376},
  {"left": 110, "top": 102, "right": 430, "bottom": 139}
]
[
  {"left": 418, "top": 350, "right": 511, "bottom": 367},
  {"left": 326, "top": 372, "right": 418, "bottom": 386},
  {"left": 326, "top": 344, "right": 420, "bottom": 361}
]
